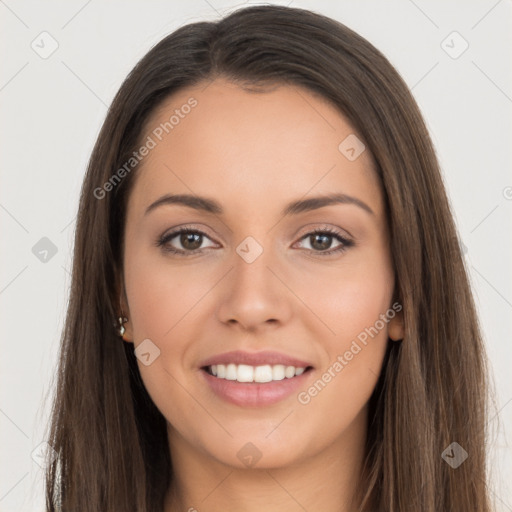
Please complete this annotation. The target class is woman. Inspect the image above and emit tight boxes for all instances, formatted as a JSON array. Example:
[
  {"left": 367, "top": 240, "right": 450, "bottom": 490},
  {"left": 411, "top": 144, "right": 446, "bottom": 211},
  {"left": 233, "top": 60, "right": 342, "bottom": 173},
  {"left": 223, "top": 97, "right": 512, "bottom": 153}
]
[{"left": 44, "top": 5, "right": 494, "bottom": 511}]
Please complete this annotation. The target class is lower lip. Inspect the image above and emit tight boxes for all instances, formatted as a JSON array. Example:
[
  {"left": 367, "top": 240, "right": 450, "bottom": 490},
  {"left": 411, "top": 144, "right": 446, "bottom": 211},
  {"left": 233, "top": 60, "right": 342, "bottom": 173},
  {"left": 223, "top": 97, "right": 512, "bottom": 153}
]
[{"left": 201, "top": 368, "right": 313, "bottom": 407}]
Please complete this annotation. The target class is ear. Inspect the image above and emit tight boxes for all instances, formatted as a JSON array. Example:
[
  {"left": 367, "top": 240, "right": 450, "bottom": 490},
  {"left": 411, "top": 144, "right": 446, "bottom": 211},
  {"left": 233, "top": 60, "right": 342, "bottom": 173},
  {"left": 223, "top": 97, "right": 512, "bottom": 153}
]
[
  {"left": 117, "top": 278, "right": 134, "bottom": 344},
  {"left": 387, "top": 308, "right": 404, "bottom": 342}
]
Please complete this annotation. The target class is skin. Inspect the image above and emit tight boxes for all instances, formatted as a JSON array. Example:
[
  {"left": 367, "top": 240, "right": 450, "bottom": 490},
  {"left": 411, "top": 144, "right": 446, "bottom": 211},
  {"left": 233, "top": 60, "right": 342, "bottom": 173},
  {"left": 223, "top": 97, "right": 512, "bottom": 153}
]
[{"left": 119, "top": 77, "right": 404, "bottom": 512}]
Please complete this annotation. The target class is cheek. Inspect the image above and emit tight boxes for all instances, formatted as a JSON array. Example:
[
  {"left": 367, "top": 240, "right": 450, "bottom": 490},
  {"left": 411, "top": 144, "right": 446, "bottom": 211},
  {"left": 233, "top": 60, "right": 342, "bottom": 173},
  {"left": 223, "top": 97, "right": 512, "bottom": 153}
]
[
  {"left": 288, "top": 248, "right": 395, "bottom": 348},
  {"left": 302, "top": 283, "right": 390, "bottom": 385},
  {"left": 123, "top": 250, "right": 214, "bottom": 429},
  {"left": 288, "top": 248, "right": 393, "bottom": 412},
  {"left": 124, "top": 246, "right": 215, "bottom": 341},
  {"left": 123, "top": 249, "right": 223, "bottom": 413}
]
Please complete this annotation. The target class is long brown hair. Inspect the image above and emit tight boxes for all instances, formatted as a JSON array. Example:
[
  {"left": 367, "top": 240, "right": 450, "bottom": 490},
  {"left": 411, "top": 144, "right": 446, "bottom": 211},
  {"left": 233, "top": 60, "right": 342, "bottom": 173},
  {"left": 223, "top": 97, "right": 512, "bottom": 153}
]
[{"left": 44, "top": 5, "right": 495, "bottom": 511}]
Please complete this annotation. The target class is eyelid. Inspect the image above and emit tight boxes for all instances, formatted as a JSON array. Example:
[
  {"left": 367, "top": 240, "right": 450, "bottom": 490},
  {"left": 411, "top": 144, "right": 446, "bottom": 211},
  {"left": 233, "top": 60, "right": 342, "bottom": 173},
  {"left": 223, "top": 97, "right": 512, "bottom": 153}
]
[
  {"left": 160, "top": 223, "right": 213, "bottom": 237},
  {"left": 294, "top": 223, "right": 353, "bottom": 240}
]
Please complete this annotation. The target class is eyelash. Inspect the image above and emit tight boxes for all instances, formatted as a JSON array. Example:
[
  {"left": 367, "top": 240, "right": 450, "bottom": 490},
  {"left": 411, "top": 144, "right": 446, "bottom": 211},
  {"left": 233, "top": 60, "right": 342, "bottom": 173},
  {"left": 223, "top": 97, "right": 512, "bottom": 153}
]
[{"left": 155, "top": 225, "right": 354, "bottom": 257}]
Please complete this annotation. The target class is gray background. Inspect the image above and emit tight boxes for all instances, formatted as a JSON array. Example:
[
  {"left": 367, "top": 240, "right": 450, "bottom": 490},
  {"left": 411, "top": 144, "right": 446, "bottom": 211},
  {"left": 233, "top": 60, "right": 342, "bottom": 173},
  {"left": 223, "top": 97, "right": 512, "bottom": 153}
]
[{"left": 1, "top": 1, "right": 511, "bottom": 510}]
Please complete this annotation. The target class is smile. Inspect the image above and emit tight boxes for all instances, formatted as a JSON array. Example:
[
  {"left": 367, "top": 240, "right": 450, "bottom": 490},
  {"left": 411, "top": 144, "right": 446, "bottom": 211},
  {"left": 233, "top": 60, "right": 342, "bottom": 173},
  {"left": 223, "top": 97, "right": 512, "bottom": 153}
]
[{"left": 205, "top": 363, "right": 309, "bottom": 383}]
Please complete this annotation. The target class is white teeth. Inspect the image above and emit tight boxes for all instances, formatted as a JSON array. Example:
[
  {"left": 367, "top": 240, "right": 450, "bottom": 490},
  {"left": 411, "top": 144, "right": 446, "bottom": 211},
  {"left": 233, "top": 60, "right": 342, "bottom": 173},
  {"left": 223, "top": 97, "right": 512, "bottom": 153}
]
[
  {"left": 285, "top": 366, "right": 295, "bottom": 378},
  {"left": 225, "top": 363, "right": 237, "bottom": 380},
  {"left": 237, "top": 364, "right": 254, "bottom": 382},
  {"left": 207, "top": 363, "right": 308, "bottom": 383},
  {"left": 254, "top": 365, "right": 273, "bottom": 383},
  {"left": 272, "top": 364, "right": 285, "bottom": 381}
]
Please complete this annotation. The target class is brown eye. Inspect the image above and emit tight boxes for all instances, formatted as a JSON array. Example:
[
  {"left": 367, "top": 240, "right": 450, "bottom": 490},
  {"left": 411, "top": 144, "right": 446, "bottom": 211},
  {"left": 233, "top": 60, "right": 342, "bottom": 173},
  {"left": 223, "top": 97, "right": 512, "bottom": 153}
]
[
  {"left": 178, "top": 231, "right": 203, "bottom": 251},
  {"left": 296, "top": 228, "right": 354, "bottom": 255},
  {"left": 308, "top": 232, "right": 335, "bottom": 251},
  {"left": 156, "top": 228, "right": 216, "bottom": 256}
]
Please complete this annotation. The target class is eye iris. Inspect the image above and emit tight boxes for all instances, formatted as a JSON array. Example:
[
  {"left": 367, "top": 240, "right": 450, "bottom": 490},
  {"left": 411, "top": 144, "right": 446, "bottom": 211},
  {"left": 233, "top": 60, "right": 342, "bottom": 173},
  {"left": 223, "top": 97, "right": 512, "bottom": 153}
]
[
  {"left": 311, "top": 233, "right": 332, "bottom": 251},
  {"left": 181, "top": 232, "right": 202, "bottom": 250}
]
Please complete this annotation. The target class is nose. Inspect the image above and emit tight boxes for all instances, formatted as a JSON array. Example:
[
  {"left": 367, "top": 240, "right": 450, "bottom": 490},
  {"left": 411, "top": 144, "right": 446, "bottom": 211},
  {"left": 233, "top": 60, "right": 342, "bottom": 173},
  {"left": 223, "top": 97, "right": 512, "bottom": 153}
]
[{"left": 215, "top": 244, "right": 293, "bottom": 333}]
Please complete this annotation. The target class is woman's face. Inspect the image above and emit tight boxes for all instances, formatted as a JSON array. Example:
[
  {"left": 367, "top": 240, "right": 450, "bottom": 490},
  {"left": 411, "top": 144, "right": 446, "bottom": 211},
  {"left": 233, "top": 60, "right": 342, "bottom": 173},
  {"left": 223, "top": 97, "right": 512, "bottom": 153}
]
[{"left": 120, "top": 78, "right": 403, "bottom": 469}]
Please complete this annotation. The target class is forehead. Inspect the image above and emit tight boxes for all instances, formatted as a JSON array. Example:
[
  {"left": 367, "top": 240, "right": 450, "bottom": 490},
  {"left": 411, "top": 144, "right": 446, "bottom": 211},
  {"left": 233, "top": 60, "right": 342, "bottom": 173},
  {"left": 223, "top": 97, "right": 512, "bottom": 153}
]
[{"left": 128, "top": 77, "right": 382, "bottom": 219}]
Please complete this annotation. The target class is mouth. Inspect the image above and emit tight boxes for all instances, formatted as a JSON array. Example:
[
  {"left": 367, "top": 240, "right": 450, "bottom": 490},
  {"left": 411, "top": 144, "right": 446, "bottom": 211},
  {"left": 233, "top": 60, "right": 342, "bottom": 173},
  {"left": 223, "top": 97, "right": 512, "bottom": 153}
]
[
  {"left": 198, "top": 350, "right": 315, "bottom": 407},
  {"left": 200, "top": 361, "right": 314, "bottom": 407},
  {"left": 202, "top": 363, "right": 314, "bottom": 383}
]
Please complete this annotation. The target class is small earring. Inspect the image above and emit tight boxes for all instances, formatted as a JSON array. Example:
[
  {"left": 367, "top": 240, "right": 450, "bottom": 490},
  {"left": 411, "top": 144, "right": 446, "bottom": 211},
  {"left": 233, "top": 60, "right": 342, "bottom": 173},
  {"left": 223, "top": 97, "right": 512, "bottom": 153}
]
[{"left": 117, "top": 316, "right": 128, "bottom": 338}]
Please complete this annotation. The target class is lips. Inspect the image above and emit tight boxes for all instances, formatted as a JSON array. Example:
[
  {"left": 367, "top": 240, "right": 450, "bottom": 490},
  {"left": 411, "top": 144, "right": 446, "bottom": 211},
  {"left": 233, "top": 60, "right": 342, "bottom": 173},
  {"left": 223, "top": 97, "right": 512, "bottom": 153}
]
[{"left": 198, "top": 350, "right": 315, "bottom": 407}]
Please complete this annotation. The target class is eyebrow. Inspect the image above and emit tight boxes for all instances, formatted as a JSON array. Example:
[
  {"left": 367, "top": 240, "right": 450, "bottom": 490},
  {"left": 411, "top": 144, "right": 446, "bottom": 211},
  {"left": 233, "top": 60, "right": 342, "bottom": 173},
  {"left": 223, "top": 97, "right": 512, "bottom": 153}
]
[{"left": 144, "top": 192, "right": 374, "bottom": 217}]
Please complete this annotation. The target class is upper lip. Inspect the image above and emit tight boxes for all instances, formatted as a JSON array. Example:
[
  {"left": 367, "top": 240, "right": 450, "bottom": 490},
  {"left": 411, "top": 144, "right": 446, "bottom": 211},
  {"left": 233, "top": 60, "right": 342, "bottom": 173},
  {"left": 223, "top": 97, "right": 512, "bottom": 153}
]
[{"left": 200, "top": 350, "right": 313, "bottom": 369}]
